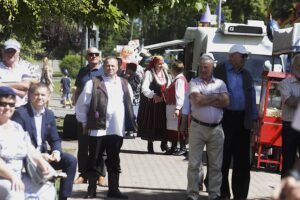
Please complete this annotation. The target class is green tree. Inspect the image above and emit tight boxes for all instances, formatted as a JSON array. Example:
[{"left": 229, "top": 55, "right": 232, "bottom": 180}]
[
  {"left": 59, "top": 54, "right": 81, "bottom": 78},
  {"left": 223, "top": 0, "right": 269, "bottom": 23}
]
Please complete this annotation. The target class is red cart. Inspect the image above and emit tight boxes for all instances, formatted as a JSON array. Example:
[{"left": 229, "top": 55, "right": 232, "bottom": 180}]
[{"left": 256, "top": 71, "right": 291, "bottom": 171}]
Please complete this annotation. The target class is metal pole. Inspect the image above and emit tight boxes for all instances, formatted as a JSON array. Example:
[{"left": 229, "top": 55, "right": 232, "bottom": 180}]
[
  {"left": 218, "top": 0, "right": 222, "bottom": 29},
  {"left": 130, "top": 18, "right": 134, "bottom": 41}
]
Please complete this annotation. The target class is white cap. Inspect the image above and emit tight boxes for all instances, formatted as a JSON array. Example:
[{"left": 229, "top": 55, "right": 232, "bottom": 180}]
[
  {"left": 202, "top": 53, "right": 215, "bottom": 60},
  {"left": 229, "top": 44, "right": 249, "bottom": 55},
  {"left": 4, "top": 39, "right": 21, "bottom": 52}
]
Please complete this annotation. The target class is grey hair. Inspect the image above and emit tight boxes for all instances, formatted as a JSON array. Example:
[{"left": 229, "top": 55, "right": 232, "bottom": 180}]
[{"left": 199, "top": 55, "right": 215, "bottom": 66}]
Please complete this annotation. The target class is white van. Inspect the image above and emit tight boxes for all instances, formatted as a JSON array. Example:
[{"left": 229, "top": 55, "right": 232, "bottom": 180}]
[{"left": 144, "top": 20, "right": 280, "bottom": 102}]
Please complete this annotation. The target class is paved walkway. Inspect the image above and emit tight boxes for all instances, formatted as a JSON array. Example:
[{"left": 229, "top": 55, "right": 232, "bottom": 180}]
[{"left": 49, "top": 94, "right": 280, "bottom": 200}]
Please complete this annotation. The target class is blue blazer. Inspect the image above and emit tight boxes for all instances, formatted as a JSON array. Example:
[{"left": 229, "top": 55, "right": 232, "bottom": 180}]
[{"left": 12, "top": 103, "right": 62, "bottom": 153}]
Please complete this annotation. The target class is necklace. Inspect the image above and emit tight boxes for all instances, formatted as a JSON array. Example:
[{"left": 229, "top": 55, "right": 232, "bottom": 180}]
[{"left": 151, "top": 68, "right": 166, "bottom": 86}]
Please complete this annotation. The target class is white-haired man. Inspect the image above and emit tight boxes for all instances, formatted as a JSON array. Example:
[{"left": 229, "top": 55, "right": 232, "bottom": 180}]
[{"left": 0, "top": 39, "right": 38, "bottom": 107}]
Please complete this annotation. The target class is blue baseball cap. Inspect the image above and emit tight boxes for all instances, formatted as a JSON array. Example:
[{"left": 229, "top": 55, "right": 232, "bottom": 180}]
[{"left": 0, "top": 86, "right": 16, "bottom": 96}]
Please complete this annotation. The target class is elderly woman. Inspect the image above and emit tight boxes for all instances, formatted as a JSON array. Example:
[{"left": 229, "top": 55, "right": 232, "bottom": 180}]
[
  {"left": 137, "top": 56, "right": 171, "bottom": 153},
  {"left": 0, "top": 86, "right": 55, "bottom": 200}
]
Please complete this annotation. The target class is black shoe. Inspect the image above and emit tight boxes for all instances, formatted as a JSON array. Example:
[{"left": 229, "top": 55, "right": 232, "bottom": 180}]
[
  {"left": 84, "top": 191, "right": 96, "bottom": 199},
  {"left": 160, "top": 141, "right": 170, "bottom": 152},
  {"left": 186, "top": 197, "right": 194, "bottom": 200},
  {"left": 84, "top": 185, "right": 96, "bottom": 199},
  {"left": 107, "top": 189, "right": 128, "bottom": 199},
  {"left": 165, "top": 146, "right": 177, "bottom": 155},
  {"left": 147, "top": 142, "right": 154, "bottom": 154},
  {"left": 212, "top": 197, "right": 222, "bottom": 200},
  {"left": 124, "top": 132, "right": 135, "bottom": 139},
  {"left": 174, "top": 148, "right": 187, "bottom": 156},
  {"left": 220, "top": 195, "right": 230, "bottom": 200}
]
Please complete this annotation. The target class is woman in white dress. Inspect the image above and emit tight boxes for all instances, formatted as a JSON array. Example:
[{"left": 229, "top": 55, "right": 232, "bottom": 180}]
[{"left": 0, "top": 86, "right": 55, "bottom": 200}]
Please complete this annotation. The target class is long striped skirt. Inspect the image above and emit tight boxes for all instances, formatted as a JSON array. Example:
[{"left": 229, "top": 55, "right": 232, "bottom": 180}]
[{"left": 137, "top": 93, "right": 166, "bottom": 141}]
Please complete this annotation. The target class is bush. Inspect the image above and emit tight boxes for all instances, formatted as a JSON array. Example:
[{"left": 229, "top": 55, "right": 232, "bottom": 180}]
[{"left": 59, "top": 54, "right": 81, "bottom": 78}]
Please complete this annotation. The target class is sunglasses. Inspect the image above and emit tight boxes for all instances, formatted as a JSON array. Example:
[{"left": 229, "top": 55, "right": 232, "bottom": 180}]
[
  {"left": 4, "top": 49, "right": 17, "bottom": 54},
  {"left": 88, "top": 52, "right": 100, "bottom": 57},
  {"left": 241, "top": 54, "right": 248, "bottom": 59},
  {"left": 0, "top": 101, "right": 15, "bottom": 108}
]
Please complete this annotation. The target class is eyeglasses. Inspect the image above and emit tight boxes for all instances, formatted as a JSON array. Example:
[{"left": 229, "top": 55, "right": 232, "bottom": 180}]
[
  {"left": 88, "top": 53, "right": 100, "bottom": 57},
  {"left": 0, "top": 101, "right": 15, "bottom": 108}
]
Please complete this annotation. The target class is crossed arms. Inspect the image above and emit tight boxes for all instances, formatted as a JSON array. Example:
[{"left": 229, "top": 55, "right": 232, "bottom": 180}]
[{"left": 190, "top": 92, "right": 229, "bottom": 108}]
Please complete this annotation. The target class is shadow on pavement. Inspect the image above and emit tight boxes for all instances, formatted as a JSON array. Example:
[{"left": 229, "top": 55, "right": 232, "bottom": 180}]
[{"left": 70, "top": 188, "right": 207, "bottom": 200}]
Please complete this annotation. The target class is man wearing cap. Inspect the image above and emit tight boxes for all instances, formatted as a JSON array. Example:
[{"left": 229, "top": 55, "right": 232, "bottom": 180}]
[
  {"left": 185, "top": 55, "right": 229, "bottom": 200},
  {"left": 73, "top": 47, "right": 106, "bottom": 186},
  {"left": 0, "top": 39, "right": 38, "bottom": 107},
  {"left": 214, "top": 44, "right": 258, "bottom": 200}
]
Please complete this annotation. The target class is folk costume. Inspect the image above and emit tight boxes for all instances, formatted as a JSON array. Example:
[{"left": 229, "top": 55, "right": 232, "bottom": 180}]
[{"left": 137, "top": 56, "right": 171, "bottom": 153}]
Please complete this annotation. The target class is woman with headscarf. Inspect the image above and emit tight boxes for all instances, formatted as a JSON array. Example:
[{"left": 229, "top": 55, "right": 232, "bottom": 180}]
[{"left": 137, "top": 56, "right": 171, "bottom": 153}]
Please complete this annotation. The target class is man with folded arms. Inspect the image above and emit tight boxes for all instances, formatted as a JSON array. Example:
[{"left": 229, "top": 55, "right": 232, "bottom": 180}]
[{"left": 186, "top": 54, "right": 229, "bottom": 200}]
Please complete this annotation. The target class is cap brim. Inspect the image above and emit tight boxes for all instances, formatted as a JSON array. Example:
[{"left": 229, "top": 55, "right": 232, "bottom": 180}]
[{"left": 4, "top": 45, "right": 20, "bottom": 52}]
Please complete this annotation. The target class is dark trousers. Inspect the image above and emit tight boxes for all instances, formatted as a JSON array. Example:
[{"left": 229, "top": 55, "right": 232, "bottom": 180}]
[
  {"left": 51, "top": 152, "right": 77, "bottom": 198},
  {"left": 77, "top": 122, "right": 106, "bottom": 177},
  {"left": 87, "top": 135, "right": 123, "bottom": 179},
  {"left": 281, "top": 121, "right": 300, "bottom": 177},
  {"left": 221, "top": 111, "right": 251, "bottom": 199}
]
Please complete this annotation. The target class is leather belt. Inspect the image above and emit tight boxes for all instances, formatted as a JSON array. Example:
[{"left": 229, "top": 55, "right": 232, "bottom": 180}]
[{"left": 191, "top": 116, "right": 222, "bottom": 128}]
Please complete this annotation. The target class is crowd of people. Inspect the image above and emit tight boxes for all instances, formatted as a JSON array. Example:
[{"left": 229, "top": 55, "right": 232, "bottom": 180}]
[{"left": 0, "top": 37, "right": 300, "bottom": 200}]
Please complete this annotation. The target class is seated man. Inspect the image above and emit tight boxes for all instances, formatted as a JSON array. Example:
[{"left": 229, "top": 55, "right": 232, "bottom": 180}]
[{"left": 12, "top": 83, "right": 77, "bottom": 200}]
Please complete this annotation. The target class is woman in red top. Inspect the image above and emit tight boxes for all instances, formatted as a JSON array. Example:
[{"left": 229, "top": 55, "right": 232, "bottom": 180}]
[{"left": 165, "top": 60, "right": 188, "bottom": 155}]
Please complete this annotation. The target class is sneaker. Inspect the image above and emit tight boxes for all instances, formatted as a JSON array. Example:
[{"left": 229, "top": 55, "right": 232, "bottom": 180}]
[{"left": 124, "top": 132, "right": 135, "bottom": 139}]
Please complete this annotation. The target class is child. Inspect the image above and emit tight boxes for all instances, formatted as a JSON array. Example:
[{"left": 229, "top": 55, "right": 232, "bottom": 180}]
[
  {"left": 125, "top": 62, "right": 141, "bottom": 138},
  {"left": 165, "top": 60, "right": 188, "bottom": 155},
  {"left": 60, "top": 69, "right": 73, "bottom": 108}
]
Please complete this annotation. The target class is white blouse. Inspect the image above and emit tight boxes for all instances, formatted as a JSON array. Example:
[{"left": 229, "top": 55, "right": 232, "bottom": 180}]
[{"left": 141, "top": 69, "right": 171, "bottom": 99}]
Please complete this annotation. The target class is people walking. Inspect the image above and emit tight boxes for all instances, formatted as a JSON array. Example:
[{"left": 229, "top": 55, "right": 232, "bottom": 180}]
[{"left": 60, "top": 69, "right": 72, "bottom": 108}]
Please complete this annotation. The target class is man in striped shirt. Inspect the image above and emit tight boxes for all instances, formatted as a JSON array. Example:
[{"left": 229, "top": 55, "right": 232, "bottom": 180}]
[{"left": 279, "top": 54, "right": 300, "bottom": 177}]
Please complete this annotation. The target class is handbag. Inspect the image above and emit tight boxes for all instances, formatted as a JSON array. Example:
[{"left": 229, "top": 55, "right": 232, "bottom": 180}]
[{"left": 25, "top": 153, "right": 57, "bottom": 185}]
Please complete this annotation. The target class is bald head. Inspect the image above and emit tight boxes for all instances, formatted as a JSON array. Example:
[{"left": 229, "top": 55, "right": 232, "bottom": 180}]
[{"left": 87, "top": 47, "right": 100, "bottom": 55}]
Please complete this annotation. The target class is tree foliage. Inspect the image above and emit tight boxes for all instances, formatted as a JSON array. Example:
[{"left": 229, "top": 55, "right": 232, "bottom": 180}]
[
  {"left": 0, "top": 0, "right": 297, "bottom": 60},
  {"left": 59, "top": 54, "right": 81, "bottom": 78}
]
